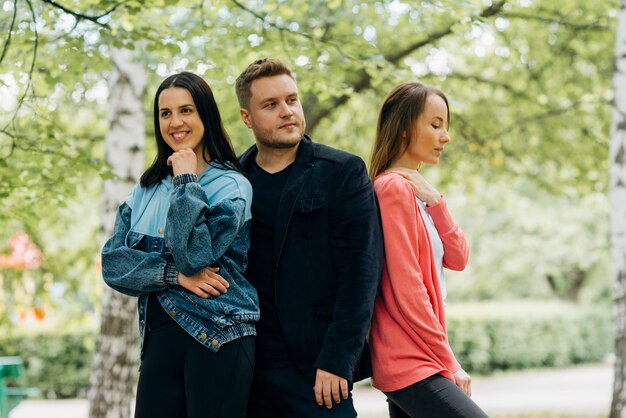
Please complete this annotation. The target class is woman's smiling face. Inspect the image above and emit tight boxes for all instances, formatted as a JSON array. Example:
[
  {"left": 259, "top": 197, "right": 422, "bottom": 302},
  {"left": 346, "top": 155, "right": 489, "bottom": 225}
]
[{"left": 158, "top": 87, "right": 205, "bottom": 156}]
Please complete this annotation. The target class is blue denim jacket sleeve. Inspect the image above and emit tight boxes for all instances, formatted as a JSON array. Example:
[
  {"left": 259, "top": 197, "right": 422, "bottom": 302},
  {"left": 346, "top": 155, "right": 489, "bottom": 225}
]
[
  {"left": 101, "top": 202, "right": 178, "bottom": 297},
  {"left": 166, "top": 173, "right": 248, "bottom": 276}
]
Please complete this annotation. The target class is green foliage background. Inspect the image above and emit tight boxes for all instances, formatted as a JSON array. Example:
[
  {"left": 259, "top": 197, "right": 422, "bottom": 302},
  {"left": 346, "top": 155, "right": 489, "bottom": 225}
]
[
  {"left": 447, "top": 301, "right": 612, "bottom": 374},
  {"left": 0, "top": 301, "right": 611, "bottom": 398},
  {"left": 0, "top": 0, "right": 616, "bottom": 366}
]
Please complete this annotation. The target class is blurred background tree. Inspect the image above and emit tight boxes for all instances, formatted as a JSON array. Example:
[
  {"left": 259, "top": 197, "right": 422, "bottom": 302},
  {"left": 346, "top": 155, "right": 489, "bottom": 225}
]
[
  {"left": 0, "top": 0, "right": 617, "bottom": 416},
  {"left": 609, "top": 0, "right": 626, "bottom": 416}
]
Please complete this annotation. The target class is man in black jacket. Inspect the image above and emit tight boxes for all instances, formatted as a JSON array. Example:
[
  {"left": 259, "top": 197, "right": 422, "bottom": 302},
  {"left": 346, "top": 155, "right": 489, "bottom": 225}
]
[{"left": 236, "top": 58, "right": 383, "bottom": 417}]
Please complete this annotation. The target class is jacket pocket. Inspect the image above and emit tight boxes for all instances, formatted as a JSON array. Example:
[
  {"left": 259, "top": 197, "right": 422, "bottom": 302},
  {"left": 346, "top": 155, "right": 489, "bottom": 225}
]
[
  {"left": 125, "top": 231, "right": 145, "bottom": 249},
  {"left": 294, "top": 196, "right": 326, "bottom": 213}
]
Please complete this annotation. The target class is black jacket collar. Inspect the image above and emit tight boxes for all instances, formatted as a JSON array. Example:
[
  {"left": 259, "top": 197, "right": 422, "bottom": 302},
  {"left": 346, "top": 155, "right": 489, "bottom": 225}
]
[{"left": 239, "top": 135, "right": 315, "bottom": 171}]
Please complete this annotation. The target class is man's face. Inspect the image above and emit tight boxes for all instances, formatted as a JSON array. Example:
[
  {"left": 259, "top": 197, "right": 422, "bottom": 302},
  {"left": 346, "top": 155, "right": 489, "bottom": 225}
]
[{"left": 240, "top": 74, "right": 306, "bottom": 150}]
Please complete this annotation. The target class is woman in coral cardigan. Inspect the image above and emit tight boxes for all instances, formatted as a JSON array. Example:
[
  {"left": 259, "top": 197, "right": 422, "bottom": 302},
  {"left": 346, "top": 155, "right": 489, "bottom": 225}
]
[{"left": 368, "top": 82, "right": 489, "bottom": 418}]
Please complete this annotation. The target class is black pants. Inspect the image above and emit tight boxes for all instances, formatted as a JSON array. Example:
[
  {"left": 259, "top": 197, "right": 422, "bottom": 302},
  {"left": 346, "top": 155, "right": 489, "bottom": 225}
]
[
  {"left": 135, "top": 294, "right": 255, "bottom": 418},
  {"left": 385, "top": 374, "right": 490, "bottom": 418},
  {"left": 246, "top": 363, "right": 357, "bottom": 418}
]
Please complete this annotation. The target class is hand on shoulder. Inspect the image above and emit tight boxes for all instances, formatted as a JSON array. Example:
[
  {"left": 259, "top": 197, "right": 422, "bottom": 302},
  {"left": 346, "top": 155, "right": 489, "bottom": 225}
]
[{"left": 387, "top": 168, "right": 441, "bottom": 207}]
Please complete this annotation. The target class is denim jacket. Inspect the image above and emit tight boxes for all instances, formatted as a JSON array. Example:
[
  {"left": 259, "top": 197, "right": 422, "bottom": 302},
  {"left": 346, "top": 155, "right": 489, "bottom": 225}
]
[{"left": 102, "top": 162, "right": 259, "bottom": 353}]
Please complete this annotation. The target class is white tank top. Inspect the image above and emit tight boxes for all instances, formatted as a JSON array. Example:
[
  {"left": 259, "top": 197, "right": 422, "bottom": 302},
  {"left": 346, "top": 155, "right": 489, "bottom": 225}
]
[{"left": 416, "top": 197, "right": 446, "bottom": 300}]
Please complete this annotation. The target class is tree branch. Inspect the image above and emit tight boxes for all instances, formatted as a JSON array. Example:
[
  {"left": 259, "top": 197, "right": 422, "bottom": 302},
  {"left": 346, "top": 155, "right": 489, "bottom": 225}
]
[
  {"left": 445, "top": 72, "right": 531, "bottom": 100},
  {"left": 385, "top": 0, "right": 507, "bottom": 63},
  {"left": 305, "top": 2, "right": 508, "bottom": 131},
  {"left": 452, "top": 113, "right": 563, "bottom": 194},
  {"left": 2, "top": 0, "right": 38, "bottom": 134},
  {"left": 386, "top": 0, "right": 507, "bottom": 65},
  {"left": 385, "top": 0, "right": 506, "bottom": 64},
  {"left": 491, "top": 101, "right": 585, "bottom": 140},
  {"left": 0, "top": 0, "right": 18, "bottom": 66},
  {"left": 383, "top": 25, "right": 454, "bottom": 63},
  {"left": 39, "top": 0, "right": 127, "bottom": 29},
  {"left": 0, "top": 127, "right": 18, "bottom": 160},
  {"left": 230, "top": 0, "right": 353, "bottom": 60},
  {"left": 231, "top": 0, "right": 313, "bottom": 39},
  {"left": 502, "top": 11, "right": 610, "bottom": 31},
  {"left": 0, "top": 128, "right": 18, "bottom": 139}
]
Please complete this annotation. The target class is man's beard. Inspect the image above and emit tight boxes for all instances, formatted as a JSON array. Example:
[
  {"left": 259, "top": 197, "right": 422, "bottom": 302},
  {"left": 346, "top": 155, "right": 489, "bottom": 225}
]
[{"left": 253, "top": 129, "right": 302, "bottom": 150}]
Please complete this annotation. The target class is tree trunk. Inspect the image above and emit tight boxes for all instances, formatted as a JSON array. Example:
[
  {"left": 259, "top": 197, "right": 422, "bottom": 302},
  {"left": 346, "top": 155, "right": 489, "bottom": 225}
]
[
  {"left": 610, "top": 1, "right": 626, "bottom": 417},
  {"left": 545, "top": 268, "right": 587, "bottom": 302},
  {"left": 564, "top": 268, "right": 586, "bottom": 303},
  {"left": 88, "top": 48, "right": 146, "bottom": 418}
]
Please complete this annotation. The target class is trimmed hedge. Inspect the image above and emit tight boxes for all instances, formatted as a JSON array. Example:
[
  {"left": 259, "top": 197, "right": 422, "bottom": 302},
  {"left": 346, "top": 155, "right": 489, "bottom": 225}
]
[
  {"left": 0, "top": 328, "right": 96, "bottom": 398},
  {"left": 447, "top": 301, "right": 613, "bottom": 375},
  {"left": 0, "top": 301, "right": 614, "bottom": 398}
]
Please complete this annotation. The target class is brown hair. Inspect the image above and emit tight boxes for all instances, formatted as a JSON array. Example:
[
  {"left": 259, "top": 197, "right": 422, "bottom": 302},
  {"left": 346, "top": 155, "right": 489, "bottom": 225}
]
[
  {"left": 369, "top": 82, "right": 449, "bottom": 180},
  {"left": 235, "top": 58, "right": 295, "bottom": 109}
]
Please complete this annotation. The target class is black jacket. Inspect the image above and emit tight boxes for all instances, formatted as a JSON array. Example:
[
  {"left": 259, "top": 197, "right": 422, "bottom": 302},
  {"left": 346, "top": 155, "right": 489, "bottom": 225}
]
[{"left": 240, "top": 136, "right": 383, "bottom": 384}]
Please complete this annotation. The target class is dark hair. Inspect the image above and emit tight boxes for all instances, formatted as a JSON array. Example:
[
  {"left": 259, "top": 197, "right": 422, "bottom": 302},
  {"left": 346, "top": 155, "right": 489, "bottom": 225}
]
[
  {"left": 141, "top": 72, "right": 242, "bottom": 187},
  {"left": 369, "top": 82, "right": 449, "bottom": 180},
  {"left": 235, "top": 58, "right": 295, "bottom": 109}
]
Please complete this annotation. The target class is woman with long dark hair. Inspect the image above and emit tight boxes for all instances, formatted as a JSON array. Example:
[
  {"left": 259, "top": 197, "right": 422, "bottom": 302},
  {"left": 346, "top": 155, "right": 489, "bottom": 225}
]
[
  {"left": 102, "top": 72, "right": 259, "bottom": 418},
  {"left": 368, "top": 82, "right": 488, "bottom": 418}
]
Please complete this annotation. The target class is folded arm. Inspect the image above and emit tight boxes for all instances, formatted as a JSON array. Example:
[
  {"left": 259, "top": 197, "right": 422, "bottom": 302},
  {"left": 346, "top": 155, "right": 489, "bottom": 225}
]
[{"left": 101, "top": 203, "right": 178, "bottom": 297}]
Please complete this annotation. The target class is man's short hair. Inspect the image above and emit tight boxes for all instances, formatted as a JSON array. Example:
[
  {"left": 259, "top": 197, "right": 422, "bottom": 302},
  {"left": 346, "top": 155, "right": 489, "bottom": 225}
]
[{"left": 235, "top": 58, "right": 295, "bottom": 109}]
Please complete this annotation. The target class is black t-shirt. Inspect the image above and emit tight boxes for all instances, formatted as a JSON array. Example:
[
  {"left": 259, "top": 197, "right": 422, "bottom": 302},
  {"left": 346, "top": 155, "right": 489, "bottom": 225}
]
[{"left": 246, "top": 160, "right": 293, "bottom": 369}]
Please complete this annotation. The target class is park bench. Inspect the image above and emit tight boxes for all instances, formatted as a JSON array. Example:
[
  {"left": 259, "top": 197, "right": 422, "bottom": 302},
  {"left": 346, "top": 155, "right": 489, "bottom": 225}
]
[{"left": 0, "top": 356, "right": 39, "bottom": 418}]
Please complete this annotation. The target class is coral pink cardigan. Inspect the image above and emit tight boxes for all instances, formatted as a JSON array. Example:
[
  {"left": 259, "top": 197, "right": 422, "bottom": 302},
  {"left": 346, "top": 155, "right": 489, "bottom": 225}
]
[{"left": 369, "top": 172, "right": 469, "bottom": 392}]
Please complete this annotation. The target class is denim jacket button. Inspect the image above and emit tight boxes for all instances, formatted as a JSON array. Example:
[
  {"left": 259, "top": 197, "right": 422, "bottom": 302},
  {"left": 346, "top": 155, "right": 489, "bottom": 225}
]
[
  {"left": 211, "top": 339, "right": 219, "bottom": 347},
  {"left": 200, "top": 333, "right": 207, "bottom": 340},
  {"left": 169, "top": 310, "right": 176, "bottom": 317},
  {"left": 158, "top": 227, "right": 164, "bottom": 234}
]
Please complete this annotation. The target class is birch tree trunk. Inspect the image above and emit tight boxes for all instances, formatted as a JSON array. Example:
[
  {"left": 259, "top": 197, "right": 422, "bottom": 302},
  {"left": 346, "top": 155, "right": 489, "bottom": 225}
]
[
  {"left": 611, "top": 1, "right": 626, "bottom": 417},
  {"left": 88, "top": 48, "right": 146, "bottom": 418}
]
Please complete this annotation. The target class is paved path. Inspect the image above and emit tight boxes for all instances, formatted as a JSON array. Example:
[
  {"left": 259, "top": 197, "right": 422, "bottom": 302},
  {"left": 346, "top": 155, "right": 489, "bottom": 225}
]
[
  {"left": 471, "top": 363, "right": 612, "bottom": 417},
  {"left": 354, "top": 363, "right": 613, "bottom": 418},
  {"left": 9, "top": 363, "right": 613, "bottom": 418}
]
